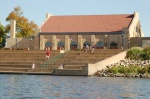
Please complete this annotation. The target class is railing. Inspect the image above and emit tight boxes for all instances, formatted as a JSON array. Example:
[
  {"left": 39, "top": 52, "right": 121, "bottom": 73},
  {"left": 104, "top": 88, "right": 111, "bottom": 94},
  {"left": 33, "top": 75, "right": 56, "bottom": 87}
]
[{"left": 41, "top": 50, "right": 71, "bottom": 69}]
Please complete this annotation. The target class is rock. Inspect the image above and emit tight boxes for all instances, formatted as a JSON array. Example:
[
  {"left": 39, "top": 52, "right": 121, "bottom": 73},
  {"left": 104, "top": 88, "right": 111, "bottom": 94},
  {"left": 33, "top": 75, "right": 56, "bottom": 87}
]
[
  {"left": 102, "top": 73, "right": 107, "bottom": 77},
  {"left": 116, "top": 73, "right": 123, "bottom": 77},
  {"left": 135, "top": 74, "right": 140, "bottom": 78}
]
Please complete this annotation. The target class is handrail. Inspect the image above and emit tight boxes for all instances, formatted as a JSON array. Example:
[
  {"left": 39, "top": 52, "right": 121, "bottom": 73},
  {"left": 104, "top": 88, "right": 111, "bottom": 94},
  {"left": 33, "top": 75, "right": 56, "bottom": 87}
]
[{"left": 41, "top": 50, "right": 71, "bottom": 69}]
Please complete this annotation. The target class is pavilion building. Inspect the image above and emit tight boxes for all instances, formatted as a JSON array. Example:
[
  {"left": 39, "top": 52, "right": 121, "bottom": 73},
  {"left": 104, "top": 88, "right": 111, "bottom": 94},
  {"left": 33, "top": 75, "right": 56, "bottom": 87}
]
[
  {"left": 39, "top": 12, "right": 144, "bottom": 50},
  {"left": 7, "top": 12, "right": 146, "bottom": 50}
]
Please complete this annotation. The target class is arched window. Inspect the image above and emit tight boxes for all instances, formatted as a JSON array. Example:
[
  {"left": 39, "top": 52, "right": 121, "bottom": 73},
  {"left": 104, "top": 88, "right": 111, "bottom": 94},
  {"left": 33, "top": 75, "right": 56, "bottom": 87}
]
[
  {"left": 58, "top": 41, "right": 64, "bottom": 47},
  {"left": 70, "top": 41, "right": 77, "bottom": 50},
  {"left": 110, "top": 41, "right": 117, "bottom": 49},
  {"left": 45, "top": 42, "right": 52, "bottom": 50},
  {"left": 83, "top": 41, "right": 91, "bottom": 47},
  {"left": 57, "top": 41, "right": 65, "bottom": 50},
  {"left": 96, "top": 41, "right": 104, "bottom": 49}
]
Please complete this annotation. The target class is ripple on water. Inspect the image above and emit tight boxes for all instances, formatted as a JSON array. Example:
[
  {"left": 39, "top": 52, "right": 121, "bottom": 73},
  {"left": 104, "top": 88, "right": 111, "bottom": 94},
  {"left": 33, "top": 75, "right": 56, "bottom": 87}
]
[{"left": 0, "top": 75, "right": 150, "bottom": 99}]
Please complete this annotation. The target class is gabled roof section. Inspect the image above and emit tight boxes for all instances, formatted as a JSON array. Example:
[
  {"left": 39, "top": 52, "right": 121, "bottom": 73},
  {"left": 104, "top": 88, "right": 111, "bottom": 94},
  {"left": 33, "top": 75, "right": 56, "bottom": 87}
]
[{"left": 40, "top": 14, "right": 134, "bottom": 33}]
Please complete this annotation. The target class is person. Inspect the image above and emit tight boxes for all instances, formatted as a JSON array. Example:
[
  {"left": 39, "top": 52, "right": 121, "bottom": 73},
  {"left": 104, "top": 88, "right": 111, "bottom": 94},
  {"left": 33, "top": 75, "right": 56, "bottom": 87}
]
[
  {"left": 84, "top": 44, "right": 89, "bottom": 53},
  {"left": 91, "top": 46, "right": 95, "bottom": 52},
  {"left": 58, "top": 64, "right": 64, "bottom": 69},
  {"left": 60, "top": 47, "right": 65, "bottom": 53},
  {"left": 32, "top": 62, "right": 35, "bottom": 69},
  {"left": 46, "top": 50, "right": 50, "bottom": 59}
]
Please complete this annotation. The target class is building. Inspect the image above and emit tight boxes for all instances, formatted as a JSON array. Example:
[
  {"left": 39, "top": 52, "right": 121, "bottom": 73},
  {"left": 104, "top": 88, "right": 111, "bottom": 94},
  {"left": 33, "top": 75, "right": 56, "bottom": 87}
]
[
  {"left": 39, "top": 12, "right": 144, "bottom": 50},
  {"left": 6, "top": 12, "right": 146, "bottom": 50}
]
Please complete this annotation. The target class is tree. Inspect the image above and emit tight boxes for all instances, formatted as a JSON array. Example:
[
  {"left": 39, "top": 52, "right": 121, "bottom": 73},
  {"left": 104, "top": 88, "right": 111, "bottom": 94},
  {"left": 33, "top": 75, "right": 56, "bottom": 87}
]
[
  {"left": 0, "top": 24, "right": 6, "bottom": 47},
  {"left": 6, "top": 6, "right": 38, "bottom": 37}
]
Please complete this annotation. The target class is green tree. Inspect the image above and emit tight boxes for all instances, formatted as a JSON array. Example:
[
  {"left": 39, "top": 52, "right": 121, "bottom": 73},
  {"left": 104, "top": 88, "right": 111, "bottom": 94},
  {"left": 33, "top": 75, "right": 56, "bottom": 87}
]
[
  {"left": 0, "top": 24, "right": 6, "bottom": 47},
  {"left": 6, "top": 6, "right": 38, "bottom": 37}
]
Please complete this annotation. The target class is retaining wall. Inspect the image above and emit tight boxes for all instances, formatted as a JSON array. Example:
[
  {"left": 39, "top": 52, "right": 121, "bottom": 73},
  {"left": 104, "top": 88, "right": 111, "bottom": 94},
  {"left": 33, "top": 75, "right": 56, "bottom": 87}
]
[{"left": 87, "top": 50, "right": 127, "bottom": 76}]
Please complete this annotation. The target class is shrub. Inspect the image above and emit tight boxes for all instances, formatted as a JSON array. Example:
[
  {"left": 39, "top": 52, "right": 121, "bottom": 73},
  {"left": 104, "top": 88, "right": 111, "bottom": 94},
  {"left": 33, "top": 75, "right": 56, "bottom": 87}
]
[
  {"left": 143, "top": 46, "right": 150, "bottom": 52},
  {"left": 148, "top": 67, "right": 150, "bottom": 73},
  {"left": 108, "top": 66, "right": 118, "bottom": 74},
  {"left": 118, "top": 66, "right": 125, "bottom": 73},
  {"left": 107, "top": 66, "right": 150, "bottom": 74},
  {"left": 126, "top": 47, "right": 144, "bottom": 60},
  {"left": 143, "top": 46, "right": 150, "bottom": 60}
]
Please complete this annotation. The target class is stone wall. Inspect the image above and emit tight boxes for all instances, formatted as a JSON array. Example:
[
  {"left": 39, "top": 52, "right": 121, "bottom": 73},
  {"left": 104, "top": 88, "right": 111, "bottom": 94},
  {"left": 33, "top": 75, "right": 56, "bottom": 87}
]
[
  {"left": 130, "top": 37, "right": 150, "bottom": 48},
  {"left": 87, "top": 50, "right": 127, "bottom": 76},
  {"left": 10, "top": 38, "right": 35, "bottom": 50},
  {"left": 39, "top": 34, "right": 125, "bottom": 50}
]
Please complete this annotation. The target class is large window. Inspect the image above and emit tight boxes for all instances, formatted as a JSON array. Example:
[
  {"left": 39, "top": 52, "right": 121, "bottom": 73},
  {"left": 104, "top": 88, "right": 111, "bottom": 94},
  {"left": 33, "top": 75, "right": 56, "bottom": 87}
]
[
  {"left": 70, "top": 41, "right": 77, "bottom": 50},
  {"left": 96, "top": 41, "right": 104, "bottom": 49},
  {"left": 58, "top": 41, "right": 64, "bottom": 50},
  {"left": 110, "top": 41, "right": 117, "bottom": 49},
  {"left": 83, "top": 41, "right": 90, "bottom": 47},
  {"left": 45, "top": 42, "right": 52, "bottom": 50}
]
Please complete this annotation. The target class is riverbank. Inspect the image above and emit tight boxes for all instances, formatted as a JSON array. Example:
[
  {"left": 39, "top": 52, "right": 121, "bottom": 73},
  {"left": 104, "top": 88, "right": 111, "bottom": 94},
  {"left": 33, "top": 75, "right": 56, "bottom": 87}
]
[{"left": 94, "top": 59, "right": 150, "bottom": 78}]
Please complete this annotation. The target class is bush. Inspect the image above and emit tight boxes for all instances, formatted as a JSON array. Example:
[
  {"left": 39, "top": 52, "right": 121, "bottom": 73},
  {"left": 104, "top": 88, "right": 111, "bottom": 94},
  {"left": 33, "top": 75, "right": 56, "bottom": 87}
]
[
  {"left": 143, "top": 46, "right": 150, "bottom": 52},
  {"left": 107, "top": 66, "right": 150, "bottom": 74},
  {"left": 126, "top": 47, "right": 144, "bottom": 60},
  {"left": 118, "top": 66, "right": 125, "bottom": 73},
  {"left": 108, "top": 66, "right": 118, "bottom": 74},
  {"left": 143, "top": 46, "right": 150, "bottom": 60},
  {"left": 148, "top": 67, "right": 150, "bottom": 73}
]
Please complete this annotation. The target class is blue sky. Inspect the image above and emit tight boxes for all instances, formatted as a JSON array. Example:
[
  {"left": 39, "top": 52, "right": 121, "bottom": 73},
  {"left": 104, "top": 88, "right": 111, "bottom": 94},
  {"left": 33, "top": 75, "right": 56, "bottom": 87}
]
[{"left": 0, "top": 0, "right": 150, "bottom": 37}]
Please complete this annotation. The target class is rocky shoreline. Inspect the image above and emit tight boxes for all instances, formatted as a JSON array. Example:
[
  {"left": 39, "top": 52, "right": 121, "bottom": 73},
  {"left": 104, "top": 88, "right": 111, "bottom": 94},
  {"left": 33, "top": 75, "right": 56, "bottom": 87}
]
[{"left": 94, "top": 59, "right": 150, "bottom": 78}]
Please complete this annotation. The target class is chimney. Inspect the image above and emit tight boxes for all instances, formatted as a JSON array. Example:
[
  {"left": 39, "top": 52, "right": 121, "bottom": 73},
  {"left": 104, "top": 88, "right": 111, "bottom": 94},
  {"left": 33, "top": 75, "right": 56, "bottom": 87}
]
[
  {"left": 46, "top": 13, "right": 53, "bottom": 19},
  {"left": 10, "top": 20, "right": 16, "bottom": 38}
]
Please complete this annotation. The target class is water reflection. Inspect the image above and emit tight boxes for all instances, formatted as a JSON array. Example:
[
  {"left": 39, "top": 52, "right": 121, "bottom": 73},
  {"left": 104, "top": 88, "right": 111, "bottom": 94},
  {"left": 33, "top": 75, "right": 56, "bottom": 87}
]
[{"left": 0, "top": 75, "right": 150, "bottom": 99}]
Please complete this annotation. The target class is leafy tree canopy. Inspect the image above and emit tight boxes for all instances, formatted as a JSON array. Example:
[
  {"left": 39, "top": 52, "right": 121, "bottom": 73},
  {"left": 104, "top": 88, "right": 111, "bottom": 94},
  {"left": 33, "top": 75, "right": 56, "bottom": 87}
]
[
  {"left": 0, "top": 24, "right": 5, "bottom": 37},
  {"left": 6, "top": 6, "right": 38, "bottom": 38},
  {"left": 0, "top": 24, "right": 6, "bottom": 47}
]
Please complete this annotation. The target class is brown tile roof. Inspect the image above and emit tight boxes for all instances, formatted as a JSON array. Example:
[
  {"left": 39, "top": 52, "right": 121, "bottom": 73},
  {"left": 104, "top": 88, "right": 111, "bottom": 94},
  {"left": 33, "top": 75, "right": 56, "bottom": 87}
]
[{"left": 40, "top": 14, "right": 134, "bottom": 33}]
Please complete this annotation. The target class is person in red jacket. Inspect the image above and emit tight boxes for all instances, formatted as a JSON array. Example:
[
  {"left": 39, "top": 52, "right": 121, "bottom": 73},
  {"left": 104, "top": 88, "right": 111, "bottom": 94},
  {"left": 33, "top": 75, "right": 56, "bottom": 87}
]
[{"left": 46, "top": 50, "right": 50, "bottom": 59}]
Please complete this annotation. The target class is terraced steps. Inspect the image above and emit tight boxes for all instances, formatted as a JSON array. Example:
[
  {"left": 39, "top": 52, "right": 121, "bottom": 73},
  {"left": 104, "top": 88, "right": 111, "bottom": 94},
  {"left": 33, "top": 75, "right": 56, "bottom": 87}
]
[
  {"left": 0, "top": 50, "right": 60, "bottom": 74},
  {"left": 41, "top": 49, "right": 124, "bottom": 76},
  {"left": 0, "top": 49, "right": 124, "bottom": 75}
]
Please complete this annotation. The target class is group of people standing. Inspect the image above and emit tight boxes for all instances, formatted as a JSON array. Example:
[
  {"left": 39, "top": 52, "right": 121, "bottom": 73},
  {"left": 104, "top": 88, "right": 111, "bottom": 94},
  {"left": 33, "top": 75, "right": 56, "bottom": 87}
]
[{"left": 84, "top": 44, "right": 95, "bottom": 53}]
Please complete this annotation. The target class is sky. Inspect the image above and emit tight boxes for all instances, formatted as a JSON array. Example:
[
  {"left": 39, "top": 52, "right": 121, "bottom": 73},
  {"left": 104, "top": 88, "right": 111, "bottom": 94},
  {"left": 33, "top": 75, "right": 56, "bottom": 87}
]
[{"left": 0, "top": 0, "right": 150, "bottom": 37}]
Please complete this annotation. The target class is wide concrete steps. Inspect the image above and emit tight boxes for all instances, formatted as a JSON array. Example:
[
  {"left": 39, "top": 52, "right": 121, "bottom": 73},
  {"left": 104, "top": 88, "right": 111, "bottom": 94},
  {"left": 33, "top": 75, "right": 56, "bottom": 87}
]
[
  {"left": 63, "top": 64, "right": 85, "bottom": 70},
  {"left": 0, "top": 49, "right": 125, "bottom": 75},
  {"left": 48, "top": 49, "right": 125, "bottom": 76},
  {"left": 55, "top": 69, "right": 87, "bottom": 76},
  {"left": 0, "top": 50, "right": 60, "bottom": 74},
  {"left": 0, "top": 67, "right": 54, "bottom": 74}
]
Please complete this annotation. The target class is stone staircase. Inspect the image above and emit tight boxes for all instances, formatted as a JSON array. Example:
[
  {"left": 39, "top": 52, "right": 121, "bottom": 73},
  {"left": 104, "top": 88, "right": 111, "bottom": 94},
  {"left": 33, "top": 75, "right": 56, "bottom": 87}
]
[
  {"left": 0, "top": 50, "right": 60, "bottom": 74},
  {"left": 0, "top": 49, "right": 124, "bottom": 75},
  {"left": 44, "top": 49, "right": 124, "bottom": 75}
]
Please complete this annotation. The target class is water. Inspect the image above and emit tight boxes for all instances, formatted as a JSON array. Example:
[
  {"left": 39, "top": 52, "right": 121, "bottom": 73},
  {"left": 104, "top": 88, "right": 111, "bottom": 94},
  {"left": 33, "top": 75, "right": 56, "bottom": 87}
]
[{"left": 0, "top": 75, "right": 150, "bottom": 99}]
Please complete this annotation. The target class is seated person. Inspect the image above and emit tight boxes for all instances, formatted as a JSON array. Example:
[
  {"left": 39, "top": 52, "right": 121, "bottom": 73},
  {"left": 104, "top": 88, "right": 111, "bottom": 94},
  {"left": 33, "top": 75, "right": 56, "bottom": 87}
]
[
  {"left": 91, "top": 46, "right": 95, "bottom": 52},
  {"left": 58, "top": 64, "right": 64, "bottom": 69}
]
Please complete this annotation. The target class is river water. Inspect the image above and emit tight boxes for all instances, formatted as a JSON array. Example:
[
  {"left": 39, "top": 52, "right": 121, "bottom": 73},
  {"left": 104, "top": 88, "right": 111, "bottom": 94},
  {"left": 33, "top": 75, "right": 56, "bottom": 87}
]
[{"left": 0, "top": 74, "right": 150, "bottom": 99}]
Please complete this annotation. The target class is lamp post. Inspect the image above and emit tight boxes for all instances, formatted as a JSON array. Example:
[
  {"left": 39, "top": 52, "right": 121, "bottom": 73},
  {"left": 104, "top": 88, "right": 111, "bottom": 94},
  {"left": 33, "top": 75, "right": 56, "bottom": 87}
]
[
  {"left": 30, "top": 37, "right": 32, "bottom": 50},
  {"left": 70, "top": 38, "right": 72, "bottom": 50},
  {"left": 16, "top": 37, "right": 17, "bottom": 49},
  {"left": 128, "top": 38, "right": 130, "bottom": 49},
  {"left": 122, "top": 33, "right": 124, "bottom": 49}
]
